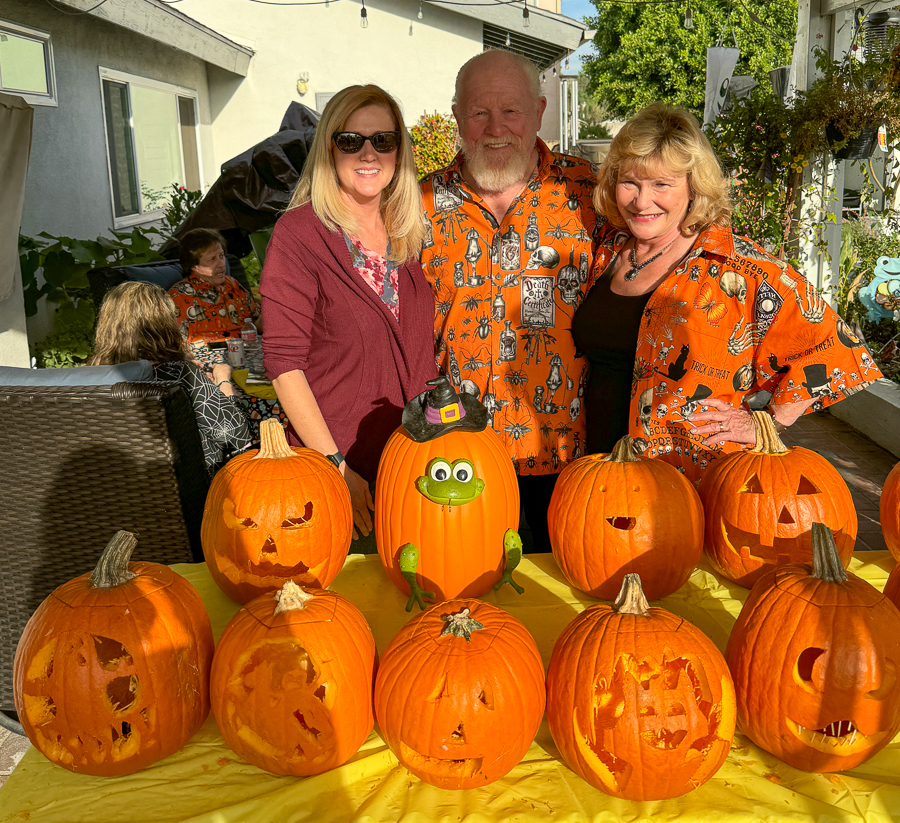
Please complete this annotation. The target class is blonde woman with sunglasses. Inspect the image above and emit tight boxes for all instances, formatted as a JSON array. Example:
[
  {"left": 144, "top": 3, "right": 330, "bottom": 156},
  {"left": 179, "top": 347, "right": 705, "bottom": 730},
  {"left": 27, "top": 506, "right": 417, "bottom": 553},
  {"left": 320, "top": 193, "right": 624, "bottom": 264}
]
[{"left": 261, "top": 84, "right": 438, "bottom": 543}]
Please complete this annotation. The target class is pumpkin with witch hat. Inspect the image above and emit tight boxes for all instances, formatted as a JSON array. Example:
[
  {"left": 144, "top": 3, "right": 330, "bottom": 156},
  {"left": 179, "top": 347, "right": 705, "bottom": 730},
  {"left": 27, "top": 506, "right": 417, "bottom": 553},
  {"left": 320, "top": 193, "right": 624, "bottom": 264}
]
[{"left": 374, "top": 376, "right": 524, "bottom": 610}]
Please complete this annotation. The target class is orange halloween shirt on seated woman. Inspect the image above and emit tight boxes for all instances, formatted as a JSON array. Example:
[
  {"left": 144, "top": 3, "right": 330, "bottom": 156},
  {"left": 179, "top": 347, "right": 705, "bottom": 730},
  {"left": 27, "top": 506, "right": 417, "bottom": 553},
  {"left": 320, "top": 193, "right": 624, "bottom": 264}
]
[{"left": 169, "top": 228, "right": 261, "bottom": 347}]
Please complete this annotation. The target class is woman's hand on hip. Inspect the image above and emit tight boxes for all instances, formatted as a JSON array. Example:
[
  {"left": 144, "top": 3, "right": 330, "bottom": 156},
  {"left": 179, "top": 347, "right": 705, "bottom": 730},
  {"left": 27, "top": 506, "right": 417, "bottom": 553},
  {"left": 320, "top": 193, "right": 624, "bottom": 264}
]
[
  {"left": 341, "top": 463, "right": 375, "bottom": 539},
  {"left": 689, "top": 397, "right": 756, "bottom": 447}
]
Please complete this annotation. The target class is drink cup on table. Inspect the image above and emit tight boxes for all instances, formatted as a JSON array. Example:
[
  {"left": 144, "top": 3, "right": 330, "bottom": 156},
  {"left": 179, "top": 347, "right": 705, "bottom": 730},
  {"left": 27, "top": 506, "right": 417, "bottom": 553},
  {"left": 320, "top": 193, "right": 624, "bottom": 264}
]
[{"left": 226, "top": 338, "right": 244, "bottom": 368}]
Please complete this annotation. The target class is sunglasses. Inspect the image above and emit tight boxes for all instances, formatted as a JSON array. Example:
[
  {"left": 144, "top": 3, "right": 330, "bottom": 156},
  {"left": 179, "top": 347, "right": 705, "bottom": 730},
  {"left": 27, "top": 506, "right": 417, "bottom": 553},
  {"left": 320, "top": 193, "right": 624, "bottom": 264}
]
[{"left": 332, "top": 131, "right": 401, "bottom": 154}]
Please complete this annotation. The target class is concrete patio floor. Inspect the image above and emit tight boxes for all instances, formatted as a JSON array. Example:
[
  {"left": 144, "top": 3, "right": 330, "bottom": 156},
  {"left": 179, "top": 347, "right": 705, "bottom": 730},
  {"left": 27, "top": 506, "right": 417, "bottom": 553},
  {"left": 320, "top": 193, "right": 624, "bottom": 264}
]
[{"left": 1, "top": 409, "right": 897, "bottom": 788}]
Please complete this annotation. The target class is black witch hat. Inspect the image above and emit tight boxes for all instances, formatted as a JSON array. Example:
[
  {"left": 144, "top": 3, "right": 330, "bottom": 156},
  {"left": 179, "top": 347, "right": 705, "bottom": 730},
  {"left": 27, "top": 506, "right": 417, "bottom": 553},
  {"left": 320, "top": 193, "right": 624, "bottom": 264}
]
[{"left": 402, "top": 375, "right": 488, "bottom": 442}]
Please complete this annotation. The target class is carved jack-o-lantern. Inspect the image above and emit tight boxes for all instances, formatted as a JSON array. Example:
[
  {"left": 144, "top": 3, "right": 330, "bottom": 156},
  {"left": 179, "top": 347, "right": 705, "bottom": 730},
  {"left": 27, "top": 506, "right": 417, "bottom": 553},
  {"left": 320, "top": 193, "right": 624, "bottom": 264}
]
[
  {"left": 374, "top": 599, "right": 545, "bottom": 790},
  {"left": 211, "top": 581, "right": 376, "bottom": 775},
  {"left": 546, "top": 574, "right": 736, "bottom": 800},
  {"left": 727, "top": 524, "right": 900, "bottom": 772},
  {"left": 698, "top": 412, "right": 856, "bottom": 588},
  {"left": 14, "top": 532, "right": 214, "bottom": 776},
  {"left": 548, "top": 435, "right": 705, "bottom": 600},
  {"left": 202, "top": 420, "right": 352, "bottom": 603}
]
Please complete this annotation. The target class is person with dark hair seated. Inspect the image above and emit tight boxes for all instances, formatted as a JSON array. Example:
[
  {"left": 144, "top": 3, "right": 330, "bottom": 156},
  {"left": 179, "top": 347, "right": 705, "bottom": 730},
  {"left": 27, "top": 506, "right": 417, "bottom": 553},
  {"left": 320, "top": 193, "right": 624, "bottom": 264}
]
[
  {"left": 169, "top": 228, "right": 261, "bottom": 359},
  {"left": 93, "top": 280, "right": 251, "bottom": 475}
]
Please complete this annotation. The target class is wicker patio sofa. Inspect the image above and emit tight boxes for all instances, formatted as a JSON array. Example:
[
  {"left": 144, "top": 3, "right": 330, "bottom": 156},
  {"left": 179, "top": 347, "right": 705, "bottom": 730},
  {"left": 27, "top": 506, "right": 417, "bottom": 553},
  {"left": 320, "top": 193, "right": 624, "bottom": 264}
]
[{"left": 0, "top": 380, "right": 210, "bottom": 733}]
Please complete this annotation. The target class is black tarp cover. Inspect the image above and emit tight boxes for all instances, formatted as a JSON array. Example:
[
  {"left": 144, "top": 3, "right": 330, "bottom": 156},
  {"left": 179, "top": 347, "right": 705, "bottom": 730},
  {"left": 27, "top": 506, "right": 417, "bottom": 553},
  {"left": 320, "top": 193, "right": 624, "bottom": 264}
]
[{"left": 163, "top": 102, "right": 319, "bottom": 258}]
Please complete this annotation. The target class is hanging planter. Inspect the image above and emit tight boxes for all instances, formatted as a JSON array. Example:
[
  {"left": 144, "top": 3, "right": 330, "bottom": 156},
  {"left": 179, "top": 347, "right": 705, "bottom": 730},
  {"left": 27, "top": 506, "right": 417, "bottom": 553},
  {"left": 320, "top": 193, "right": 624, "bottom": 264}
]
[{"left": 826, "top": 123, "right": 879, "bottom": 160}]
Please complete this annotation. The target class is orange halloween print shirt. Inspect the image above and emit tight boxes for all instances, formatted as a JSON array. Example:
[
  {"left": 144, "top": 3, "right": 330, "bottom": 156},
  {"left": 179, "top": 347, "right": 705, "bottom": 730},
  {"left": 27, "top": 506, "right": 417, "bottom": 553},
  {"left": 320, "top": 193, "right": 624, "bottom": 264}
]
[
  {"left": 421, "top": 141, "right": 599, "bottom": 476},
  {"left": 169, "top": 271, "right": 259, "bottom": 345},
  {"left": 590, "top": 224, "right": 881, "bottom": 483}
]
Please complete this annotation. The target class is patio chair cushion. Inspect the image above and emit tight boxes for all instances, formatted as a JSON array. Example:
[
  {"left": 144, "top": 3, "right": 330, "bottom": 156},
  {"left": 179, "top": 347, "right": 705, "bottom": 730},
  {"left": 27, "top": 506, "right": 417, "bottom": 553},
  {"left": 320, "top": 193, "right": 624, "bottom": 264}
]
[
  {"left": 120, "top": 261, "right": 186, "bottom": 290},
  {"left": 0, "top": 360, "right": 154, "bottom": 386}
]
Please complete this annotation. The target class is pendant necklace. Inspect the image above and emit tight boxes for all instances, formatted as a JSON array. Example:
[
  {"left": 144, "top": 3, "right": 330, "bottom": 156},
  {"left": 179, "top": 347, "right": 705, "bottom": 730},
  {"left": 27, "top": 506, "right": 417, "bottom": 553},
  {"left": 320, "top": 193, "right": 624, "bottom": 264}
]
[{"left": 623, "top": 238, "right": 676, "bottom": 281}]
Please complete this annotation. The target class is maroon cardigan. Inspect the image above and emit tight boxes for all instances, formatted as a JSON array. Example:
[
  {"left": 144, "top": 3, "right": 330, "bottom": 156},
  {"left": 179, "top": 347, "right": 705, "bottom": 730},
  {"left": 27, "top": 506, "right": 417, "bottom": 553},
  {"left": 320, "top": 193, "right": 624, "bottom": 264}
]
[{"left": 261, "top": 203, "right": 438, "bottom": 481}]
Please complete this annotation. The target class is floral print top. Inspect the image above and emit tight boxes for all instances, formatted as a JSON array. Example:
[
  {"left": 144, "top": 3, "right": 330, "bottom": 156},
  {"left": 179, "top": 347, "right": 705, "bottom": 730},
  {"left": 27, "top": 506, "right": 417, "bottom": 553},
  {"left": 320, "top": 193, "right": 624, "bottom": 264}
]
[{"left": 344, "top": 233, "right": 399, "bottom": 320}]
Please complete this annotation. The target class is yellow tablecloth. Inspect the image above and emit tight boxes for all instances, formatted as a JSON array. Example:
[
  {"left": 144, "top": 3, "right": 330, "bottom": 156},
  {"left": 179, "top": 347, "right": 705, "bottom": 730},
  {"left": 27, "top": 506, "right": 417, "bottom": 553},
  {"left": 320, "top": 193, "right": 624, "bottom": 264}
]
[
  {"left": 3, "top": 552, "right": 900, "bottom": 823},
  {"left": 231, "top": 368, "right": 277, "bottom": 400}
]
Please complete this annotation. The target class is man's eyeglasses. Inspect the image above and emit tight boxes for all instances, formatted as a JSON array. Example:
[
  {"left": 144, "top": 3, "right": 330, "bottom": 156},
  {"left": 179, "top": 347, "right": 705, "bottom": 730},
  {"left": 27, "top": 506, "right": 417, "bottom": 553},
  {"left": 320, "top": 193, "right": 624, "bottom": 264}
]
[{"left": 332, "top": 131, "right": 401, "bottom": 154}]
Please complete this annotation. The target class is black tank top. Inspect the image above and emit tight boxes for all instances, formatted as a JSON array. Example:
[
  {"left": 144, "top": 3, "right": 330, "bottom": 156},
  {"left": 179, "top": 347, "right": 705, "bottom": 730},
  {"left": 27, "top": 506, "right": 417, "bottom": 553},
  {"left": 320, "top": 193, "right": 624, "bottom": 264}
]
[{"left": 571, "top": 265, "right": 654, "bottom": 454}]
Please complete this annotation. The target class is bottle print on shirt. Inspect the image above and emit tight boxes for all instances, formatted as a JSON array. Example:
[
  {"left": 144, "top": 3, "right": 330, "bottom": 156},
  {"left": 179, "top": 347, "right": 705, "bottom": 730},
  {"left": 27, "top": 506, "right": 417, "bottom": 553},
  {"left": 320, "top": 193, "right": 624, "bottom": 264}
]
[
  {"left": 524, "top": 212, "right": 540, "bottom": 252},
  {"left": 500, "top": 225, "right": 521, "bottom": 271},
  {"left": 498, "top": 320, "right": 517, "bottom": 362}
]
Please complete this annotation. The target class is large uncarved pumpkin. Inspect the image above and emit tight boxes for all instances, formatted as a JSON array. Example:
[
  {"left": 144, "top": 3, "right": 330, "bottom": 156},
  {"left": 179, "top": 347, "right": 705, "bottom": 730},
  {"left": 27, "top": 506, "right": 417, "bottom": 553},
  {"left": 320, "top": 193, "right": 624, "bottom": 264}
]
[
  {"left": 211, "top": 581, "right": 376, "bottom": 776},
  {"left": 375, "top": 426, "right": 519, "bottom": 602},
  {"left": 546, "top": 574, "right": 736, "bottom": 800},
  {"left": 374, "top": 598, "right": 545, "bottom": 790},
  {"left": 13, "top": 531, "right": 214, "bottom": 776},
  {"left": 202, "top": 419, "right": 352, "bottom": 603},
  {"left": 548, "top": 435, "right": 704, "bottom": 600},
  {"left": 698, "top": 411, "right": 856, "bottom": 588},
  {"left": 726, "top": 523, "right": 900, "bottom": 772},
  {"left": 880, "top": 460, "right": 900, "bottom": 560}
]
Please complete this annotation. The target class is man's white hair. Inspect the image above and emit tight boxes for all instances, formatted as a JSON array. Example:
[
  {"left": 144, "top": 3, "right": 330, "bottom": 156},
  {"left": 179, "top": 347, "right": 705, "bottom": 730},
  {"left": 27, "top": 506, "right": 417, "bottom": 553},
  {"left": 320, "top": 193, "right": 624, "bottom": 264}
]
[{"left": 453, "top": 49, "right": 544, "bottom": 107}]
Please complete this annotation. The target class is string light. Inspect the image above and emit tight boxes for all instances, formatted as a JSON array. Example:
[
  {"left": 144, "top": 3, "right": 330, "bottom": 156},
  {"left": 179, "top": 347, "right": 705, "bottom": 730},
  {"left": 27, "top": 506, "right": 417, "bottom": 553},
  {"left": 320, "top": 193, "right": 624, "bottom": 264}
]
[
  {"left": 684, "top": 3, "right": 693, "bottom": 29},
  {"left": 552, "top": 65, "right": 557, "bottom": 75},
  {"left": 522, "top": 3, "right": 530, "bottom": 28},
  {"left": 360, "top": 0, "right": 368, "bottom": 27},
  {"left": 505, "top": 31, "right": 511, "bottom": 46},
  {"left": 418, "top": 0, "right": 423, "bottom": 18}
]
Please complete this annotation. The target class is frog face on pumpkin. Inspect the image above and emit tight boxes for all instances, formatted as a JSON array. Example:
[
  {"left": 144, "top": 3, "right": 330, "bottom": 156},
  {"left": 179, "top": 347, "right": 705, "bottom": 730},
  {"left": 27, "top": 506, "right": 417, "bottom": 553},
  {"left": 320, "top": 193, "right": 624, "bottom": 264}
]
[{"left": 416, "top": 458, "right": 484, "bottom": 506}]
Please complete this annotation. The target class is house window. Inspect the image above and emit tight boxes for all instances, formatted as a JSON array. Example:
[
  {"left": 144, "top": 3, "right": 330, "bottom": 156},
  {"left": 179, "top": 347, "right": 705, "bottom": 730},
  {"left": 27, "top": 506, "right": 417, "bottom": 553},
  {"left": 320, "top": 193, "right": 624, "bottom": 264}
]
[
  {"left": 99, "top": 68, "right": 202, "bottom": 227},
  {"left": 0, "top": 19, "right": 56, "bottom": 106}
]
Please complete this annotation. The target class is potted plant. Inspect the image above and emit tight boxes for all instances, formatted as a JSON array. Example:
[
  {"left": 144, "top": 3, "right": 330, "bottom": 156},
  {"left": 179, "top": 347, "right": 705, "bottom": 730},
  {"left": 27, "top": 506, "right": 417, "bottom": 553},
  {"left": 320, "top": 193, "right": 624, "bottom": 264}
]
[{"left": 805, "top": 45, "right": 900, "bottom": 160}]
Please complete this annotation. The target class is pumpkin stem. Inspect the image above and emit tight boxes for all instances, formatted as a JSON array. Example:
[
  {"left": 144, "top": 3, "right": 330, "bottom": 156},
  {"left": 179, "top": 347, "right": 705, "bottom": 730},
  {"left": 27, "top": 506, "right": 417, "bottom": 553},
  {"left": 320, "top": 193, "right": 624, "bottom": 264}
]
[
  {"left": 603, "top": 435, "right": 641, "bottom": 464},
  {"left": 439, "top": 607, "right": 485, "bottom": 641},
  {"left": 613, "top": 573, "right": 651, "bottom": 616},
  {"left": 749, "top": 411, "right": 790, "bottom": 455},
  {"left": 810, "top": 522, "right": 849, "bottom": 584},
  {"left": 89, "top": 531, "right": 138, "bottom": 588},
  {"left": 253, "top": 419, "right": 296, "bottom": 460},
  {"left": 273, "top": 580, "right": 316, "bottom": 613}
]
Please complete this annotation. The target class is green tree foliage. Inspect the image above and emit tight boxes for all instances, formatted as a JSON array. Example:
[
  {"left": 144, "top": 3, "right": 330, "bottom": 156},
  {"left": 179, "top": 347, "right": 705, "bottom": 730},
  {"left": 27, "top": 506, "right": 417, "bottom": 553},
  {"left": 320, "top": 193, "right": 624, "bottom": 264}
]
[{"left": 582, "top": 0, "right": 797, "bottom": 119}]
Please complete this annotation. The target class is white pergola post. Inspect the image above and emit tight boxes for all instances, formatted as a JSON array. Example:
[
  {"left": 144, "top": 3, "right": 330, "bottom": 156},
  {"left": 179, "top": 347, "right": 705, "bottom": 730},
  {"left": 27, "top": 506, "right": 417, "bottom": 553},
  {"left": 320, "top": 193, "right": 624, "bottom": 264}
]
[{"left": 797, "top": 0, "right": 900, "bottom": 298}]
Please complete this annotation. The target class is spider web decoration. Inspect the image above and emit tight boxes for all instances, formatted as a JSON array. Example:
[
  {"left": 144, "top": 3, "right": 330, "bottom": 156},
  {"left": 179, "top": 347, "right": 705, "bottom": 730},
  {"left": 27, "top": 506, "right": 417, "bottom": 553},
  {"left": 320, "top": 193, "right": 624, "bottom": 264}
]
[{"left": 643, "top": 284, "right": 687, "bottom": 346}]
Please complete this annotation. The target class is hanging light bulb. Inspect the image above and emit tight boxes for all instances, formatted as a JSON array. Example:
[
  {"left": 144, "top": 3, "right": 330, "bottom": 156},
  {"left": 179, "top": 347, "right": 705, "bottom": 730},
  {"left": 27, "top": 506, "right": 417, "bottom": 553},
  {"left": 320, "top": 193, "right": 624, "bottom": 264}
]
[
  {"left": 522, "top": 5, "right": 530, "bottom": 28},
  {"left": 409, "top": 22, "right": 413, "bottom": 35},
  {"left": 552, "top": 66, "right": 557, "bottom": 76},
  {"left": 505, "top": 31, "right": 511, "bottom": 47},
  {"left": 360, "top": 0, "right": 368, "bottom": 28},
  {"left": 541, "top": 72, "right": 546, "bottom": 82},
  {"left": 684, "top": 4, "right": 693, "bottom": 30},
  {"left": 417, "top": 1, "right": 423, "bottom": 19}
]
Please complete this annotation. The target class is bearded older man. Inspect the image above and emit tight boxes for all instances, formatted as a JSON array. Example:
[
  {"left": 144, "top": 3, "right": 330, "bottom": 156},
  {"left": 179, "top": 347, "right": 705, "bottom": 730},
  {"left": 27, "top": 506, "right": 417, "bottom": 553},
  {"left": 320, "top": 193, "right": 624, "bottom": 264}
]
[{"left": 420, "top": 50, "right": 598, "bottom": 552}]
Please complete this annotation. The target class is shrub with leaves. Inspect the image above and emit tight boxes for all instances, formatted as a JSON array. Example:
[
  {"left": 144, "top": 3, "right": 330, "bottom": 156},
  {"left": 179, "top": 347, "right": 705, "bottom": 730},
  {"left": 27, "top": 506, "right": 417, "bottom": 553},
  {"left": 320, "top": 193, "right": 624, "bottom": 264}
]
[
  {"left": 410, "top": 112, "right": 458, "bottom": 179},
  {"left": 19, "top": 228, "right": 164, "bottom": 368}
]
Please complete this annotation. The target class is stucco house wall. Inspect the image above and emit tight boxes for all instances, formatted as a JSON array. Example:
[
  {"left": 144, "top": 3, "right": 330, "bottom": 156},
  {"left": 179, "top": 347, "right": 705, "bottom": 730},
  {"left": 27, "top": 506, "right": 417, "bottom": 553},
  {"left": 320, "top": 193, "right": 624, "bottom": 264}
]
[
  {"left": 1, "top": 0, "right": 218, "bottom": 243},
  {"left": 177, "top": 0, "right": 483, "bottom": 167}
]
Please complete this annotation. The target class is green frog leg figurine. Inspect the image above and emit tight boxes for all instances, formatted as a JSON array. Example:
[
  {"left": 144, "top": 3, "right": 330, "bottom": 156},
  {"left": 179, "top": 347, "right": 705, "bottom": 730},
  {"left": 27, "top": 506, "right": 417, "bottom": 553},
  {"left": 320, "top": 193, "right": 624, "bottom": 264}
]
[
  {"left": 493, "top": 528, "right": 525, "bottom": 595},
  {"left": 399, "top": 543, "right": 435, "bottom": 613}
]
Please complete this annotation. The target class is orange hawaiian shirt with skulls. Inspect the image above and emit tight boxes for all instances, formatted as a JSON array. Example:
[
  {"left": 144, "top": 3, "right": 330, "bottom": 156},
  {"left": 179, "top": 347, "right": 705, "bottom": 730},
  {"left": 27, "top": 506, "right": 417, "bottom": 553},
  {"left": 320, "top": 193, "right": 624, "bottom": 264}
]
[
  {"left": 591, "top": 224, "right": 881, "bottom": 482},
  {"left": 420, "top": 140, "right": 598, "bottom": 476}
]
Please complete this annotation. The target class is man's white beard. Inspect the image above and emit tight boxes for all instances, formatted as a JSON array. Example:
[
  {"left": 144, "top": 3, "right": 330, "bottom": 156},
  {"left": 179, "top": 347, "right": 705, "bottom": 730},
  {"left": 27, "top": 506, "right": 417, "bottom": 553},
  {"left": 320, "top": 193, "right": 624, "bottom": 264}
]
[{"left": 462, "top": 137, "right": 534, "bottom": 193}]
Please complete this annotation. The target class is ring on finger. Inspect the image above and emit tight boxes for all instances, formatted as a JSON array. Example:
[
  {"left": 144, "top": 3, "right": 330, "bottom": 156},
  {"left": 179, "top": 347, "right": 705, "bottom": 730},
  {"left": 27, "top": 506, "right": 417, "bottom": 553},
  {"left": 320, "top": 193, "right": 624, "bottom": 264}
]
[{"left": 719, "top": 420, "right": 725, "bottom": 432}]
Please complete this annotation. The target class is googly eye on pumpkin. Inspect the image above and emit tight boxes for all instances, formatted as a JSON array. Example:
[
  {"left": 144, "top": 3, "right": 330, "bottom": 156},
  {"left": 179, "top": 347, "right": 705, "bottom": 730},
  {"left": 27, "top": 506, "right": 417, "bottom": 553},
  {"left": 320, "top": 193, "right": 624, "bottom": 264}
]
[
  {"left": 452, "top": 460, "right": 474, "bottom": 483},
  {"left": 428, "top": 459, "right": 453, "bottom": 482}
]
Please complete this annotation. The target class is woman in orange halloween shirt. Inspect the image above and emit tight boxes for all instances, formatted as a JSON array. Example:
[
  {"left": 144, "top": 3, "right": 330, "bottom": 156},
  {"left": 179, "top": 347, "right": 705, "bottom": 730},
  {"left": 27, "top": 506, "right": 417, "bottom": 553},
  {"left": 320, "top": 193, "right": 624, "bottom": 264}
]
[{"left": 571, "top": 102, "right": 879, "bottom": 481}]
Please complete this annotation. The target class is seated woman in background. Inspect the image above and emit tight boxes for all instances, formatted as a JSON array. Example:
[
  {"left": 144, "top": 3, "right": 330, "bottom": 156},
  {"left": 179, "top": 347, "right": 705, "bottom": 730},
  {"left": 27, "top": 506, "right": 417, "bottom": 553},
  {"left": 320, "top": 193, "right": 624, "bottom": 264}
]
[
  {"left": 93, "top": 281, "right": 252, "bottom": 475},
  {"left": 261, "top": 84, "right": 438, "bottom": 541},
  {"left": 169, "top": 228, "right": 260, "bottom": 360}
]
